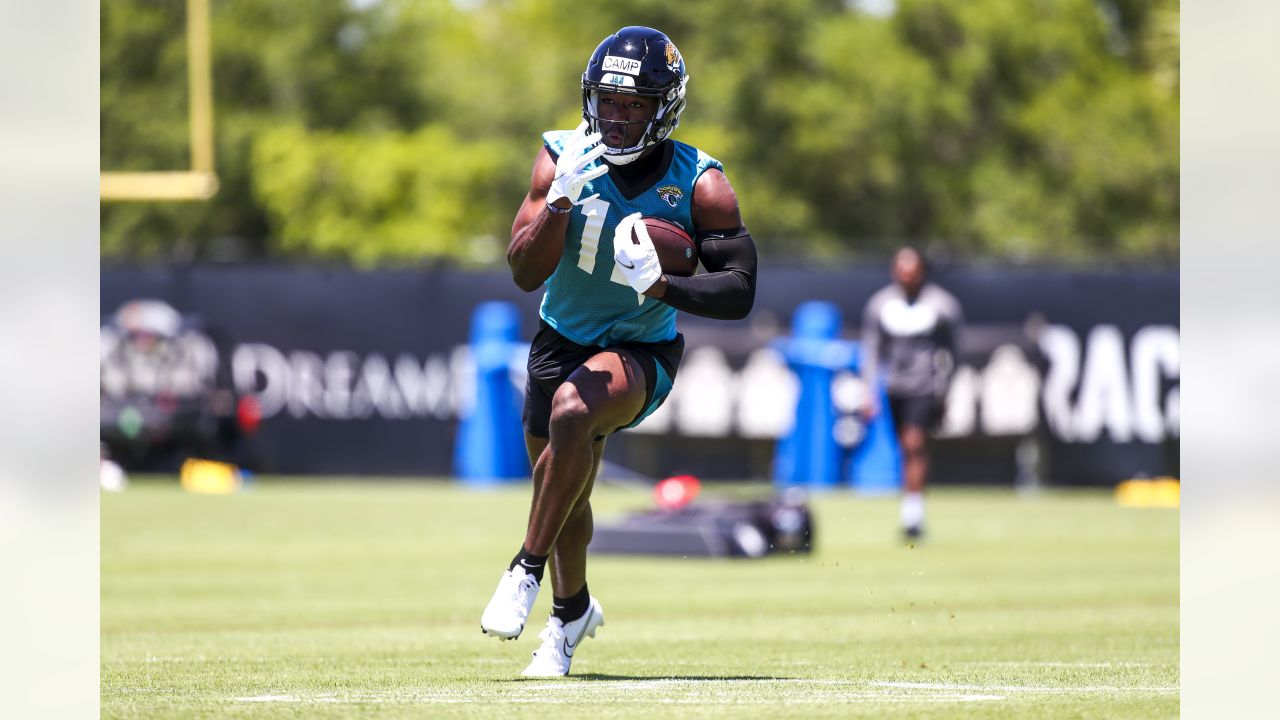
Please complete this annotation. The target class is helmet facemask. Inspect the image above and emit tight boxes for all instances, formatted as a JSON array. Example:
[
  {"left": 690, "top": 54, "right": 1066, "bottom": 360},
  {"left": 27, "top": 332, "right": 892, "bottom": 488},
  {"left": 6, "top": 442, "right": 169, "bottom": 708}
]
[{"left": 582, "top": 75, "right": 687, "bottom": 166}]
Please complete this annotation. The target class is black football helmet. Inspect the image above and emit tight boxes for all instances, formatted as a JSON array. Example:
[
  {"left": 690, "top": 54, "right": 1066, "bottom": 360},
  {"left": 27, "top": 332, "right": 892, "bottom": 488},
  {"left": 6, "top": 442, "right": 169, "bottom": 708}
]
[{"left": 581, "top": 26, "right": 688, "bottom": 165}]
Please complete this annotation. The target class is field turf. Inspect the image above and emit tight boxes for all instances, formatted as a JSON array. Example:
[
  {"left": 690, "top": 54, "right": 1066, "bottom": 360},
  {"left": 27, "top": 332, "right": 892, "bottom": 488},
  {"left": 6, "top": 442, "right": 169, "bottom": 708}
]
[{"left": 102, "top": 480, "right": 1178, "bottom": 718}]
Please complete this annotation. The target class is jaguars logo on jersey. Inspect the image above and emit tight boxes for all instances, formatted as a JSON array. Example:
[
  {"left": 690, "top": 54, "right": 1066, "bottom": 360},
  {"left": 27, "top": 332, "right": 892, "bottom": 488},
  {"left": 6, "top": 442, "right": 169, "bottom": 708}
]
[{"left": 657, "top": 184, "right": 684, "bottom": 208}]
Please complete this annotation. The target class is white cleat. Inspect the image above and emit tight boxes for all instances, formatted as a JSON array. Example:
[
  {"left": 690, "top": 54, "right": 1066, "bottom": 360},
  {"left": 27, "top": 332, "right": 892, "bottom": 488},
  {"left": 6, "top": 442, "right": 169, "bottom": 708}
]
[
  {"left": 521, "top": 597, "right": 604, "bottom": 677},
  {"left": 480, "top": 566, "right": 540, "bottom": 640}
]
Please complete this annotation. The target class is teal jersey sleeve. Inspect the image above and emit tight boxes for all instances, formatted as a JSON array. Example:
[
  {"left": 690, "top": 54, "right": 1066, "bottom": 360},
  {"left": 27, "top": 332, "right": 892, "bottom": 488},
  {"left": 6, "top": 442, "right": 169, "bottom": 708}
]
[
  {"left": 537, "top": 134, "right": 722, "bottom": 347},
  {"left": 542, "top": 130, "right": 570, "bottom": 160}
]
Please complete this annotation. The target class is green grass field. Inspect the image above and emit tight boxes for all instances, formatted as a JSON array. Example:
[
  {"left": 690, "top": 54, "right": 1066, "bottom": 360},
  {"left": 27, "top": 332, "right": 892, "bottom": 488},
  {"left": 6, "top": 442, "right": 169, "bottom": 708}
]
[{"left": 101, "top": 480, "right": 1178, "bottom": 718}]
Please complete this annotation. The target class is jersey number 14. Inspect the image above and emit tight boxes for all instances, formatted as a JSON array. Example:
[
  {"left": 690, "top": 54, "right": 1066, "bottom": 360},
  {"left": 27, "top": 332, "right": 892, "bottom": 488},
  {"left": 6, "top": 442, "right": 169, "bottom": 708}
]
[{"left": 575, "top": 196, "right": 644, "bottom": 303}]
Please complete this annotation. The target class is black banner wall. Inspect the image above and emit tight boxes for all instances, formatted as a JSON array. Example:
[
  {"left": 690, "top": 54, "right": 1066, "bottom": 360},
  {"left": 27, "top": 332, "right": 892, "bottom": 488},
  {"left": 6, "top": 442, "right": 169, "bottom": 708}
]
[{"left": 101, "top": 263, "right": 1178, "bottom": 485}]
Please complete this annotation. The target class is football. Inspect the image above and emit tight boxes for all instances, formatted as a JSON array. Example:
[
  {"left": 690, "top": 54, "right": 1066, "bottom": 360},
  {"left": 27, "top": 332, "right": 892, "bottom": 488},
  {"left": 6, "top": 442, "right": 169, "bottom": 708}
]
[{"left": 641, "top": 217, "right": 698, "bottom": 277}]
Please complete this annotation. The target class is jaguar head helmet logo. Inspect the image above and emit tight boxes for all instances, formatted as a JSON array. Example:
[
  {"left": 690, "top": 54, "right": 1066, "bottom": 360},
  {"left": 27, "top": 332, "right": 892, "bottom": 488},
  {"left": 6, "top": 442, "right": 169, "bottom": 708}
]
[{"left": 664, "top": 41, "right": 682, "bottom": 73}]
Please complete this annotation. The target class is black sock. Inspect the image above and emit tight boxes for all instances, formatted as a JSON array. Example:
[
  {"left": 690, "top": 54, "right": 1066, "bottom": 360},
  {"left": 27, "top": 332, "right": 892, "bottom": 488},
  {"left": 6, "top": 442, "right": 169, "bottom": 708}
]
[
  {"left": 552, "top": 583, "right": 590, "bottom": 624},
  {"left": 509, "top": 547, "right": 547, "bottom": 583}
]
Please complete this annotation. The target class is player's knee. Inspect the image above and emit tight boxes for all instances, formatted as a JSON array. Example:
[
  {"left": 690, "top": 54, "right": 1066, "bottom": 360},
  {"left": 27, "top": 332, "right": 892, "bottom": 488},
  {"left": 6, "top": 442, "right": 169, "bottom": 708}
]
[
  {"left": 548, "top": 386, "right": 596, "bottom": 439},
  {"left": 567, "top": 498, "right": 592, "bottom": 523},
  {"left": 899, "top": 428, "right": 927, "bottom": 454}
]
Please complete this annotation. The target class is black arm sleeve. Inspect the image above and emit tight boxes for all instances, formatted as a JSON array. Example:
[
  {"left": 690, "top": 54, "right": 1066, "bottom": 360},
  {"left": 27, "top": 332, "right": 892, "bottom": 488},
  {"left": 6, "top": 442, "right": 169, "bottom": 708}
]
[{"left": 659, "top": 227, "right": 757, "bottom": 320}]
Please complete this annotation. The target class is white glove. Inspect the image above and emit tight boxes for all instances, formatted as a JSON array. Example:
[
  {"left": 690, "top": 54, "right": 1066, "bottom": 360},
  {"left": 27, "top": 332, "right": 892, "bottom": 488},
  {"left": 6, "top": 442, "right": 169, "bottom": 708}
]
[
  {"left": 613, "top": 212, "right": 663, "bottom": 295},
  {"left": 547, "top": 120, "right": 609, "bottom": 208}
]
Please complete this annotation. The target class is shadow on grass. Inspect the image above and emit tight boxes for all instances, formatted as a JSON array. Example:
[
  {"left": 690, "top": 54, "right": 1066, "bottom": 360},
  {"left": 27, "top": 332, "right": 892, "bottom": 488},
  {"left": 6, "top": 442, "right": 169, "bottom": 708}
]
[{"left": 511, "top": 674, "right": 791, "bottom": 682}]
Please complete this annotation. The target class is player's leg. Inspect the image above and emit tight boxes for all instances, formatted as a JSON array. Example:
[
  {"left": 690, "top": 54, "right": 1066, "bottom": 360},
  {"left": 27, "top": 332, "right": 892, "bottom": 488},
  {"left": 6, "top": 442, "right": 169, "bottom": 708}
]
[
  {"left": 477, "top": 431, "right": 551, "bottom": 640},
  {"left": 519, "top": 352, "right": 643, "bottom": 676},
  {"left": 478, "top": 346, "right": 559, "bottom": 641},
  {"left": 522, "top": 457, "right": 606, "bottom": 677},
  {"left": 522, "top": 349, "right": 646, "bottom": 556},
  {"left": 899, "top": 422, "right": 929, "bottom": 539},
  {"left": 522, "top": 340, "right": 679, "bottom": 676},
  {"left": 549, "top": 439, "right": 601, "bottom": 601},
  {"left": 520, "top": 432, "right": 601, "bottom": 609},
  {"left": 481, "top": 349, "right": 644, "bottom": 641},
  {"left": 522, "top": 432, "right": 551, "bottom": 567},
  {"left": 521, "top": 335, "right": 677, "bottom": 567},
  {"left": 900, "top": 424, "right": 928, "bottom": 493},
  {"left": 518, "top": 440, "right": 604, "bottom": 677}
]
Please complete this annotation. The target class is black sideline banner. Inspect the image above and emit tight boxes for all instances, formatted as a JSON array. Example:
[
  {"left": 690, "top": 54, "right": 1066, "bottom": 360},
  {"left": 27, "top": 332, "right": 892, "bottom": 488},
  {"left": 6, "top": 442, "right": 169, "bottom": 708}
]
[{"left": 102, "top": 264, "right": 1177, "bottom": 486}]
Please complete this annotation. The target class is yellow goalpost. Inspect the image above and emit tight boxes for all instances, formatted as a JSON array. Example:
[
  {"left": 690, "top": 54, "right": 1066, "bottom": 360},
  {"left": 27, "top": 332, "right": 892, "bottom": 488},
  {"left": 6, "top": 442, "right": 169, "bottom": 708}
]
[{"left": 101, "top": 0, "right": 218, "bottom": 201}]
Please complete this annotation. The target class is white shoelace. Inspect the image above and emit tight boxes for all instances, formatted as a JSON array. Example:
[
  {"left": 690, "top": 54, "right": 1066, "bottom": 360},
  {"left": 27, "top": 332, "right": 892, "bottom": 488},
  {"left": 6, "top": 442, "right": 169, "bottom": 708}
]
[
  {"left": 513, "top": 576, "right": 537, "bottom": 609},
  {"left": 532, "top": 620, "right": 566, "bottom": 660}
]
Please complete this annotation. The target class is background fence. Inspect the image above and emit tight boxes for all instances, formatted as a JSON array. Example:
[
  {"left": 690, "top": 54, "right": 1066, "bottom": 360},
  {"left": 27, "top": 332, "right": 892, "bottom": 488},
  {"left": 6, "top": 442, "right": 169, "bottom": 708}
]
[{"left": 102, "top": 262, "right": 1178, "bottom": 486}]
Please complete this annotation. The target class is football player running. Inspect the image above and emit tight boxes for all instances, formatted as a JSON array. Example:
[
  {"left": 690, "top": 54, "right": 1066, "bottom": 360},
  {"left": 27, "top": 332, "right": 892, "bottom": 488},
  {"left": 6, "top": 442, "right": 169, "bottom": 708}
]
[{"left": 480, "top": 26, "right": 758, "bottom": 677}]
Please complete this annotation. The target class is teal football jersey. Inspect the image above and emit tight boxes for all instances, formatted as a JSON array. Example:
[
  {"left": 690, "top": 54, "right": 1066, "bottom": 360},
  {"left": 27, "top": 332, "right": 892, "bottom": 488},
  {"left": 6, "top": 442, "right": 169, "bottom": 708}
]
[{"left": 539, "top": 131, "right": 723, "bottom": 346}]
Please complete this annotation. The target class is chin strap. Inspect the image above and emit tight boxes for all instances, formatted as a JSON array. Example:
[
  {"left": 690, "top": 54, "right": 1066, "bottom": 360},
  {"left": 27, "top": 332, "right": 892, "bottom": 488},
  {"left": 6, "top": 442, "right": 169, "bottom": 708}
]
[{"left": 603, "top": 148, "right": 645, "bottom": 166}]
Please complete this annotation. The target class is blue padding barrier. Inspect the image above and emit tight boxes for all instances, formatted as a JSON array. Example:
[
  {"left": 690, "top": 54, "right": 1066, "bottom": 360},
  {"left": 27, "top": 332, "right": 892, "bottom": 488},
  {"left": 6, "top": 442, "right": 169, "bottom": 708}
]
[
  {"left": 773, "top": 301, "right": 901, "bottom": 492},
  {"left": 455, "top": 302, "right": 531, "bottom": 485},
  {"left": 846, "top": 389, "right": 902, "bottom": 495}
]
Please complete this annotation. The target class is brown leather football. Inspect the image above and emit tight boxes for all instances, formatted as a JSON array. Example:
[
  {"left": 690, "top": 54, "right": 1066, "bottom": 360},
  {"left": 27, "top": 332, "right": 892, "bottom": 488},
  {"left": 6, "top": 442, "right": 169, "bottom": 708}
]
[{"left": 641, "top": 217, "right": 698, "bottom": 277}]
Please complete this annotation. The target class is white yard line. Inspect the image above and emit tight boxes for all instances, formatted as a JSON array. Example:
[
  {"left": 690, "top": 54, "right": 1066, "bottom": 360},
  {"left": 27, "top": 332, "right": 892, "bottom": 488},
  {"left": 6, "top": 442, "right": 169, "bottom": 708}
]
[
  {"left": 872, "top": 681, "right": 1177, "bottom": 694},
  {"left": 967, "top": 661, "right": 1157, "bottom": 668},
  {"left": 231, "top": 676, "right": 1174, "bottom": 706},
  {"left": 234, "top": 691, "right": 1004, "bottom": 705},
  {"left": 237, "top": 694, "right": 334, "bottom": 703}
]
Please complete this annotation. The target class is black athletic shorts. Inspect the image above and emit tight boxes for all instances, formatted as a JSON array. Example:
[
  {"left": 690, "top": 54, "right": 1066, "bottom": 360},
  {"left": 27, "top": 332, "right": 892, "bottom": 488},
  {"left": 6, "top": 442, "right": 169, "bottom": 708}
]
[
  {"left": 522, "top": 321, "right": 685, "bottom": 439},
  {"left": 887, "top": 393, "right": 945, "bottom": 435}
]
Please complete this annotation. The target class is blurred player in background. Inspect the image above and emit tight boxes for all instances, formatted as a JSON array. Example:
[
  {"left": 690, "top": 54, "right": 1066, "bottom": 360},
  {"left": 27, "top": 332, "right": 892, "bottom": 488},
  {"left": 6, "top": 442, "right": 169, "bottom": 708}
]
[
  {"left": 479, "top": 26, "right": 758, "bottom": 677},
  {"left": 861, "top": 247, "right": 963, "bottom": 541}
]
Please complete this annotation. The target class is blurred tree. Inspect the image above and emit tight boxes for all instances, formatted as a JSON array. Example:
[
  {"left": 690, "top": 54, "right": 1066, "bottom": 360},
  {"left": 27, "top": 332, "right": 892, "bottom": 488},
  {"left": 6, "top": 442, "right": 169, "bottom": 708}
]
[
  {"left": 102, "top": 0, "right": 450, "bottom": 260},
  {"left": 101, "top": 0, "right": 1178, "bottom": 264},
  {"left": 250, "top": 124, "right": 513, "bottom": 266}
]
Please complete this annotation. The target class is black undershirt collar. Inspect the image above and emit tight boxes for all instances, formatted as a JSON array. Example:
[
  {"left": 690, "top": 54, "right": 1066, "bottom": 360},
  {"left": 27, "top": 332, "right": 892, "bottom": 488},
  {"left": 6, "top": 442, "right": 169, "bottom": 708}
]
[{"left": 606, "top": 141, "right": 674, "bottom": 201}]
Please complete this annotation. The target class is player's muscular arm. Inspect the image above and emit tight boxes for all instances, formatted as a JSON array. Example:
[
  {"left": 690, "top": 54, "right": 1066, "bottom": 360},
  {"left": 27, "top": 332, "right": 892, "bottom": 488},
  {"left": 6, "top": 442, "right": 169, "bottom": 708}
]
[
  {"left": 646, "top": 169, "right": 757, "bottom": 321},
  {"left": 508, "top": 148, "right": 571, "bottom": 292}
]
